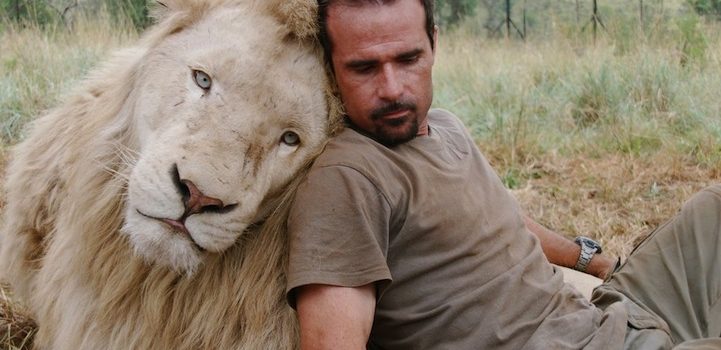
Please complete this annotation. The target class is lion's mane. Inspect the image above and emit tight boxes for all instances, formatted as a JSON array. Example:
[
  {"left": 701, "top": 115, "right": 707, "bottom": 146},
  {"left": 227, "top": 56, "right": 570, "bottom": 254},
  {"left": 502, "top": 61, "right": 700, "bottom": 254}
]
[{"left": 0, "top": 0, "right": 342, "bottom": 348}]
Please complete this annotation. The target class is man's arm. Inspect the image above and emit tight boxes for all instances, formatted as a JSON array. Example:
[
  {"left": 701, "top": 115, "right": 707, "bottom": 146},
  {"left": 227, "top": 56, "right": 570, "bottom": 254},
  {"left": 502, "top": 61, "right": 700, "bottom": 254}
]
[
  {"left": 296, "top": 283, "right": 376, "bottom": 350},
  {"left": 523, "top": 215, "right": 615, "bottom": 280}
]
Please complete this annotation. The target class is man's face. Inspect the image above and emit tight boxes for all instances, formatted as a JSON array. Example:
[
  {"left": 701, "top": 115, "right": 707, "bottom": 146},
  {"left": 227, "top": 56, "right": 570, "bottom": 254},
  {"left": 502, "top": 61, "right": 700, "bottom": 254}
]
[{"left": 326, "top": 0, "right": 435, "bottom": 146}]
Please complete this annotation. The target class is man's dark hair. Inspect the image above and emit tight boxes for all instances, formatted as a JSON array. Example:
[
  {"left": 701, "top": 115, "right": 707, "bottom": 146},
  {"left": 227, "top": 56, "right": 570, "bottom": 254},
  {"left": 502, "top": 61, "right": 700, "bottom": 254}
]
[{"left": 317, "top": 0, "right": 435, "bottom": 67}]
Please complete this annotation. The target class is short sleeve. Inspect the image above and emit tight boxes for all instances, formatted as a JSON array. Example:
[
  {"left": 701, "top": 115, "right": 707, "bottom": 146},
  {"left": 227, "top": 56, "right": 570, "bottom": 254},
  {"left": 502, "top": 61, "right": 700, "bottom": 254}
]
[{"left": 286, "top": 164, "right": 392, "bottom": 307}]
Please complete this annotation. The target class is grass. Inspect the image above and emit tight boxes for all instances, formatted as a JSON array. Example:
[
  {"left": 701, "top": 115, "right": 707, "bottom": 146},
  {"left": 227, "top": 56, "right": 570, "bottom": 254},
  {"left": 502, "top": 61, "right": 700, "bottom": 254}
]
[
  {"left": 1, "top": 284, "right": 36, "bottom": 350},
  {"left": 0, "top": 13, "right": 138, "bottom": 145},
  {"left": 0, "top": 284, "right": 37, "bottom": 350},
  {"left": 433, "top": 23, "right": 721, "bottom": 256},
  {"left": 0, "top": 4, "right": 720, "bottom": 345}
]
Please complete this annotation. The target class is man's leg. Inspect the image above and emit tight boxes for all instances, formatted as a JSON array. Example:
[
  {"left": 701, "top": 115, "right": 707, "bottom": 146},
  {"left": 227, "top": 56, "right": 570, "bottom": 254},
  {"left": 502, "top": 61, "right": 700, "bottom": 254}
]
[{"left": 607, "top": 185, "right": 721, "bottom": 343}]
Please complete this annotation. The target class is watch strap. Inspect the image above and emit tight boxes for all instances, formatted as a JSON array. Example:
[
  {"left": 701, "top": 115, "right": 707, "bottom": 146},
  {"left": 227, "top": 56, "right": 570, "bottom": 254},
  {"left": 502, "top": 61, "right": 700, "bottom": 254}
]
[{"left": 574, "top": 236, "right": 600, "bottom": 273}]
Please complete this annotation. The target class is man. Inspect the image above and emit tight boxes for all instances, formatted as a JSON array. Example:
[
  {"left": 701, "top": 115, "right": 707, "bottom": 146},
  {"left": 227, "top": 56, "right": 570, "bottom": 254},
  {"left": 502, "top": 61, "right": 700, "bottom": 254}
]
[{"left": 286, "top": 0, "right": 721, "bottom": 349}]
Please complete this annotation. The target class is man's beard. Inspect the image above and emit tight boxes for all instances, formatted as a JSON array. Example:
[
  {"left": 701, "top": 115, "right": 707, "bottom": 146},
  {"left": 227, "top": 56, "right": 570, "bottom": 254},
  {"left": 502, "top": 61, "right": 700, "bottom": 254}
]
[{"left": 369, "top": 100, "right": 419, "bottom": 147}]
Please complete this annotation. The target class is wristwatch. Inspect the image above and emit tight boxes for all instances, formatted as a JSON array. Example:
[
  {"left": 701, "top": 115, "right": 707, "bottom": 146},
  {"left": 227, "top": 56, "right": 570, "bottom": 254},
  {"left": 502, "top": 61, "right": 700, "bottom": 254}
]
[{"left": 574, "top": 236, "right": 603, "bottom": 273}]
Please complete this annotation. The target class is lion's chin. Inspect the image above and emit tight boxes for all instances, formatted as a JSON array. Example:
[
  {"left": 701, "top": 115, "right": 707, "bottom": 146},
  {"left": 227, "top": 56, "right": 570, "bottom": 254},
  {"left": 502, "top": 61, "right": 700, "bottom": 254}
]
[{"left": 121, "top": 213, "right": 204, "bottom": 275}]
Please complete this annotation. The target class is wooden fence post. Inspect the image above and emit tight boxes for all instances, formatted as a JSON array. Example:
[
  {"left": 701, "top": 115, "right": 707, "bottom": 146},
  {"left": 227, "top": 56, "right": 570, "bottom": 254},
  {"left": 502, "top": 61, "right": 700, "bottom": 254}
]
[
  {"left": 581, "top": 0, "right": 607, "bottom": 44},
  {"left": 576, "top": 0, "right": 580, "bottom": 26},
  {"left": 640, "top": 0, "right": 645, "bottom": 29}
]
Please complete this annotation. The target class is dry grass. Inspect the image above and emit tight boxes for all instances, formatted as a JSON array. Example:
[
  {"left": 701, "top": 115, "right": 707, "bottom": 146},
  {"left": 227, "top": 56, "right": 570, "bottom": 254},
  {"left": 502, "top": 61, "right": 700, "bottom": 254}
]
[
  {"left": 0, "top": 284, "right": 35, "bottom": 350},
  {"left": 0, "top": 13, "right": 137, "bottom": 144},
  {"left": 506, "top": 152, "right": 717, "bottom": 258}
]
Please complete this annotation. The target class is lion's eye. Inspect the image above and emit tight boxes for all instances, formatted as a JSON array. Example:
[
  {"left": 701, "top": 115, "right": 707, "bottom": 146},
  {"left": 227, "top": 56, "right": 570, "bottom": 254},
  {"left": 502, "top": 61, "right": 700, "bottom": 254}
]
[
  {"left": 280, "top": 131, "right": 300, "bottom": 146},
  {"left": 192, "top": 69, "right": 212, "bottom": 90}
]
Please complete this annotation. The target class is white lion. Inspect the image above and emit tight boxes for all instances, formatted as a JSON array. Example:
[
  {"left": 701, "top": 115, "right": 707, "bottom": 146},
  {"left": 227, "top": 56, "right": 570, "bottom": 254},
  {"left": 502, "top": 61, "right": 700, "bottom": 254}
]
[{"left": 0, "top": 0, "right": 341, "bottom": 348}]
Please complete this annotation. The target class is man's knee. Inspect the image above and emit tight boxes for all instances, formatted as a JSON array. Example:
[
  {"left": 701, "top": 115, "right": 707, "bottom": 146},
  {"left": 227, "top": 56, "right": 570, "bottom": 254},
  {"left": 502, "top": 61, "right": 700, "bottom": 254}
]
[
  {"left": 680, "top": 185, "right": 721, "bottom": 237},
  {"left": 629, "top": 185, "right": 721, "bottom": 264},
  {"left": 687, "top": 185, "right": 721, "bottom": 209}
]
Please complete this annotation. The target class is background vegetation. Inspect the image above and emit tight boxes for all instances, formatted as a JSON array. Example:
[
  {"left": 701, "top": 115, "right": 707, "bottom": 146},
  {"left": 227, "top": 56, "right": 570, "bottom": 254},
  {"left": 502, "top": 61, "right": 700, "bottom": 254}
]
[{"left": 1, "top": 0, "right": 721, "bottom": 347}]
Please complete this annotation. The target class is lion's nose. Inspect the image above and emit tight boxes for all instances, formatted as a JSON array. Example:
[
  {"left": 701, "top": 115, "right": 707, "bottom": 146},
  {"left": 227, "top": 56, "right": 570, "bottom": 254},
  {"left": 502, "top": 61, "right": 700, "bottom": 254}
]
[
  {"left": 179, "top": 179, "right": 225, "bottom": 216},
  {"left": 170, "top": 164, "right": 237, "bottom": 217}
]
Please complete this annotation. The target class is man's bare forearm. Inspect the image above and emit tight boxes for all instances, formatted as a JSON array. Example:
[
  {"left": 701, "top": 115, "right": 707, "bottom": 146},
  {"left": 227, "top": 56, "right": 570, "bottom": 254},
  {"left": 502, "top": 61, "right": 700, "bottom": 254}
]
[{"left": 523, "top": 215, "right": 615, "bottom": 280}]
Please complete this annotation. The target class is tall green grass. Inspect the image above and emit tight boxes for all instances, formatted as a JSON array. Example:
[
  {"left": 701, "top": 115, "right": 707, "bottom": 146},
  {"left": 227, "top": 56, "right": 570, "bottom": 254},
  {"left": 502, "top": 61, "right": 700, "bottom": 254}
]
[
  {"left": 432, "top": 19, "right": 721, "bottom": 255},
  {"left": 433, "top": 21, "right": 721, "bottom": 182},
  {"left": 0, "top": 12, "right": 137, "bottom": 146}
]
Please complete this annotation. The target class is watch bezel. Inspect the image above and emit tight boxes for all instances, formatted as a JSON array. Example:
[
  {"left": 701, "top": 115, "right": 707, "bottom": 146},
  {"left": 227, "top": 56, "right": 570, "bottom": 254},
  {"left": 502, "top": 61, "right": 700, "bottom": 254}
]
[{"left": 575, "top": 236, "right": 603, "bottom": 254}]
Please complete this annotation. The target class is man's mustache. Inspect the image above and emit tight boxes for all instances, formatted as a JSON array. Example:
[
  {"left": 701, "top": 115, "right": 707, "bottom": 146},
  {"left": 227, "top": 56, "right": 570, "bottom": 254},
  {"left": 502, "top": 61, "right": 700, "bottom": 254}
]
[{"left": 371, "top": 101, "right": 417, "bottom": 121}]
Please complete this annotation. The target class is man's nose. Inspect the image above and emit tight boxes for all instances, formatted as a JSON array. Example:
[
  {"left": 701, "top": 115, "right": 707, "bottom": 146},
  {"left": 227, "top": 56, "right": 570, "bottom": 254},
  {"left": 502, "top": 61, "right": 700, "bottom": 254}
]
[{"left": 377, "top": 64, "right": 403, "bottom": 101}]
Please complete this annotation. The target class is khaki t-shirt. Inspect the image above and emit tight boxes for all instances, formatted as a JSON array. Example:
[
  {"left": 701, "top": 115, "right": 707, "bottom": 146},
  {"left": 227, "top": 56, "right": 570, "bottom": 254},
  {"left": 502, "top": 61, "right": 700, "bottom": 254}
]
[{"left": 287, "top": 109, "right": 628, "bottom": 349}]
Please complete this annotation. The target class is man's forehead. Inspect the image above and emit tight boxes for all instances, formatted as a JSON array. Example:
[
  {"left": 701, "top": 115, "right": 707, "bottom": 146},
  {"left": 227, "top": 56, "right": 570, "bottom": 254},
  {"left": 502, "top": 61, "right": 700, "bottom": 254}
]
[
  {"left": 326, "top": 0, "right": 425, "bottom": 35},
  {"left": 328, "top": 5, "right": 427, "bottom": 55}
]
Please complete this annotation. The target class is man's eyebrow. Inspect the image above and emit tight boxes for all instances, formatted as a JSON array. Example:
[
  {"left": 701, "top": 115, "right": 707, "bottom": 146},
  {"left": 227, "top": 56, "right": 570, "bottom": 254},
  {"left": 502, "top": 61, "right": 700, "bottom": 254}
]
[
  {"left": 397, "top": 48, "right": 423, "bottom": 60},
  {"left": 344, "top": 48, "right": 425, "bottom": 69},
  {"left": 345, "top": 58, "right": 378, "bottom": 69}
]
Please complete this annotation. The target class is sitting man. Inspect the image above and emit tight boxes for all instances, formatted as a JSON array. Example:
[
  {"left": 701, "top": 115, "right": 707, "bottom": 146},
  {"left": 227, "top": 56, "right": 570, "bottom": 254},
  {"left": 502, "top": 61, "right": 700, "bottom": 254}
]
[{"left": 286, "top": 0, "right": 721, "bottom": 348}]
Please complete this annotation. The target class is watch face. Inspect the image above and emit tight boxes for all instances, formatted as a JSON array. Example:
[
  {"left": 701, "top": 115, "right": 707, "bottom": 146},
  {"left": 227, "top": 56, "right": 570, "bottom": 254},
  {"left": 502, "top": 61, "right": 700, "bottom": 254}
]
[{"left": 575, "top": 236, "right": 602, "bottom": 254}]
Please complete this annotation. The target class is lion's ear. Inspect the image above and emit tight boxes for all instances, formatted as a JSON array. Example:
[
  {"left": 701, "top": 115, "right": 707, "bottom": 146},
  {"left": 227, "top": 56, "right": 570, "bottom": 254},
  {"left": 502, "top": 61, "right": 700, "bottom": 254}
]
[
  {"left": 144, "top": 0, "right": 212, "bottom": 42},
  {"left": 150, "top": 0, "right": 205, "bottom": 23},
  {"left": 267, "top": 0, "right": 318, "bottom": 40},
  {"left": 150, "top": 1, "right": 176, "bottom": 22}
]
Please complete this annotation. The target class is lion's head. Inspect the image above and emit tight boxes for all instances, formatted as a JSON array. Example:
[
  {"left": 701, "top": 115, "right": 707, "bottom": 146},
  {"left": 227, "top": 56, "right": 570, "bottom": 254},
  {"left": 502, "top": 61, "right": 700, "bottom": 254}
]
[{"left": 118, "top": 0, "right": 334, "bottom": 274}]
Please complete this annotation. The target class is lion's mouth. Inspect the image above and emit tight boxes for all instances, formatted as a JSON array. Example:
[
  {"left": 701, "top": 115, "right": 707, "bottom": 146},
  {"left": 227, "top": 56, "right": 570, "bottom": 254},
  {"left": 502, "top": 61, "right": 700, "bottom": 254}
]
[{"left": 136, "top": 209, "right": 206, "bottom": 252}]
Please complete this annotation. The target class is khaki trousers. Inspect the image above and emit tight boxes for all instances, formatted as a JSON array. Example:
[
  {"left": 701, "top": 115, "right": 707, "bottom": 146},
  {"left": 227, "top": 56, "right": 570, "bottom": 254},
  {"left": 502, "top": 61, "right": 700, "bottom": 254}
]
[{"left": 593, "top": 185, "right": 721, "bottom": 349}]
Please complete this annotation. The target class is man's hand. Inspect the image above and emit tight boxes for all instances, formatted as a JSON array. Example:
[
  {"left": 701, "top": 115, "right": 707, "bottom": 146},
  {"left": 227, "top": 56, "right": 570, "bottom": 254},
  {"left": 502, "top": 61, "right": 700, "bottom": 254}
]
[
  {"left": 524, "top": 215, "right": 615, "bottom": 280},
  {"left": 296, "top": 283, "right": 376, "bottom": 350}
]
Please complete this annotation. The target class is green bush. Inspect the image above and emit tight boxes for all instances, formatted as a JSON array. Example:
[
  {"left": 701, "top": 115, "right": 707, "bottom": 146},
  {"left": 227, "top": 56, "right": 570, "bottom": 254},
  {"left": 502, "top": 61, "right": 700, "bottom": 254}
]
[{"left": 687, "top": 0, "right": 721, "bottom": 19}]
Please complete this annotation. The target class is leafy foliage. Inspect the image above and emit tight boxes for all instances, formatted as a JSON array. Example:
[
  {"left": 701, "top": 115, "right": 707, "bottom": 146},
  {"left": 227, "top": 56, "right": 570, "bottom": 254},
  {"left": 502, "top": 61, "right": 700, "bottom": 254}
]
[{"left": 687, "top": 0, "right": 721, "bottom": 19}]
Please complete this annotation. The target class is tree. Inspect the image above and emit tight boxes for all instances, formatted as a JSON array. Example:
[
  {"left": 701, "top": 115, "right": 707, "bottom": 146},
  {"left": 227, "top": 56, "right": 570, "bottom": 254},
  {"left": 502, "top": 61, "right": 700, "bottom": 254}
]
[{"left": 687, "top": 0, "right": 721, "bottom": 19}]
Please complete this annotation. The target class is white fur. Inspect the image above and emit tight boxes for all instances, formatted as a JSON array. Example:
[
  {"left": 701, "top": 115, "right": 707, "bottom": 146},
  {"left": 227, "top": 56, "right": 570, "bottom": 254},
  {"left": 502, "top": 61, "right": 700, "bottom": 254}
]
[{"left": 0, "top": 0, "right": 341, "bottom": 348}]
